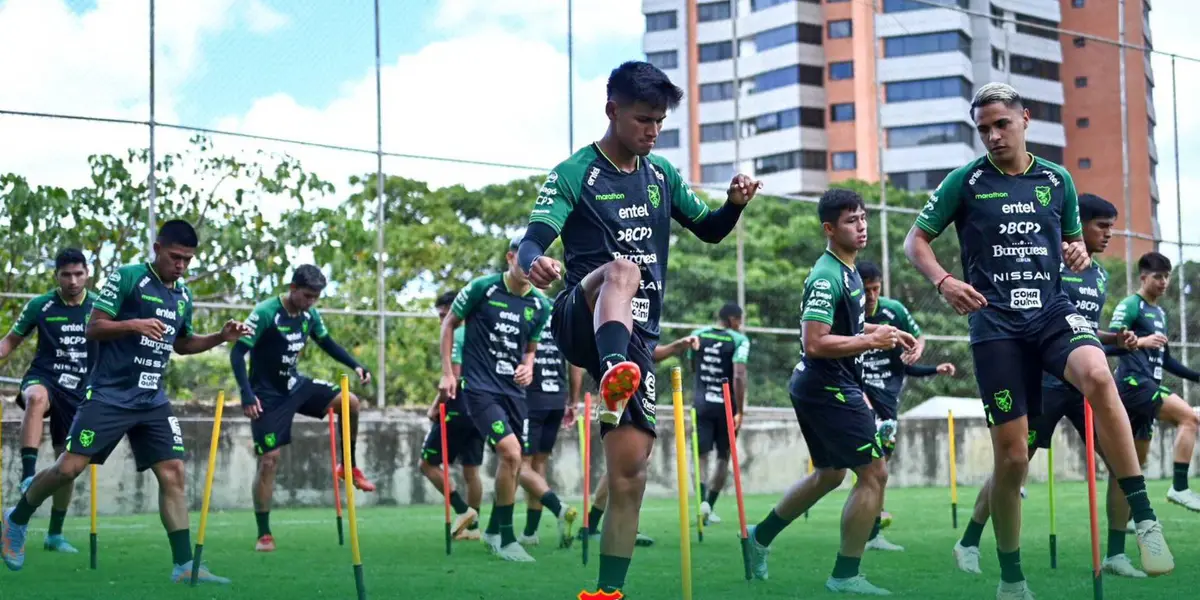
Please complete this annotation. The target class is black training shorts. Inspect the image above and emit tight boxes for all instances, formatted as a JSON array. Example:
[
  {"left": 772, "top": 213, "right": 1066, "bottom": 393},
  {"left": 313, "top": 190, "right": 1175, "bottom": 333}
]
[
  {"left": 422, "top": 410, "right": 485, "bottom": 467},
  {"left": 66, "top": 401, "right": 184, "bottom": 472},
  {"left": 251, "top": 378, "right": 340, "bottom": 455},
  {"left": 695, "top": 407, "right": 731, "bottom": 459},
  {"left": 463, "top": 389, "right": 527, "bottom": 449},
  {"left": 789, "top": 369, "right": 881, "bottom": 470},
  {"left": 1116, "top": 375, "right": 1167, "bottom": 441},
  {"left": 1028, "top": 384, "right": 1088, "bottom": 449},
  {"left": 18, "top": 372, "right": 79, "bottom": 448},
  {"left": 523, "top": 408, "right": 565, "bottom": 456}
]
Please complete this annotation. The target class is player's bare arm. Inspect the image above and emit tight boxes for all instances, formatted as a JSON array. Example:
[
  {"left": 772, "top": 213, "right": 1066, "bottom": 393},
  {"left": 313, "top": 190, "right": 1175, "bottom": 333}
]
[
  {"left": 174, "top": 320, "right": 250, "bottom": 356},
  {"left": 1061, "top": 237, "right": 1091, "bottom": 272},
  {"left": 514, "top": 342, "right": 536, "bottom": 387},
  {"left": 904, "top": 228, "right": 987, "bottom": 315},
  {"left": 439, "top": 312, "right": 463, "bottom": 399},
  {"left": 0, "top": 332, "right": 26, "bottom": 360},
  {"left": 806, "top": 321, "right": 899, "bottom": 359},
  {"left": 562, "top": 365, "right": 584, "bottom": 428},
  {"left": 732, "top": 362, "right": 747, "bottom": 431},
  {"left": 86, "top": 309, "right": 166, "bottom": 341}
]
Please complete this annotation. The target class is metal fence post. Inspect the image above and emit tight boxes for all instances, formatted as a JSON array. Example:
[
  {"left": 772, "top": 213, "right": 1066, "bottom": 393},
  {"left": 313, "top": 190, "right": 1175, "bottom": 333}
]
[
  {"left": 147, "top": 0, "right": 157, "bottom": 255},
  {"left": 1170, "top": 57, "right": 1189, "bottom": 400},
  {"left": 373, "top": 0, "right": 387, "bottom": 408}
]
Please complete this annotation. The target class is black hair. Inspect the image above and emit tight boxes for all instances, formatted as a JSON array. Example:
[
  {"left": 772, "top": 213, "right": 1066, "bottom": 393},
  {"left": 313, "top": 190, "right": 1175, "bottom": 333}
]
[
  {"left": 54, "top": 248, "right": 87, "bottom": 272},
  {"left": 607, "top": 61, "right": 684, "bottom": 111},
  {"left": 718, "top": 303, "right": 743, "bottom": 323},
  {"left": 435, "top": 291, "right": 458, "bottom": 309},
  {"left": 156, "top": 219, "right": 199, "bottom": 248},
  {"left": 291, "top": 264, "right": 327, "bottom": 291},
  {"left": 1078, "top": 193, "right": 1118, "bottom": 223},
  {"left": 1138, "top": 251, "right": 1172, "bottom": 275},
  {"left": 857, "top": 260, "right": 882, "bottom": 283},
  {"left": 818, "top": 188, "right": 866, "bottom": 225}
]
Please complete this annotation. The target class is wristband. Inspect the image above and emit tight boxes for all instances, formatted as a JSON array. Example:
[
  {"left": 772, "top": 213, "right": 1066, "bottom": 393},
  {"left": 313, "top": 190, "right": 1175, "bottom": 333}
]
[{"left": 936, "top": 274, "right": 953, "bottom": 294}]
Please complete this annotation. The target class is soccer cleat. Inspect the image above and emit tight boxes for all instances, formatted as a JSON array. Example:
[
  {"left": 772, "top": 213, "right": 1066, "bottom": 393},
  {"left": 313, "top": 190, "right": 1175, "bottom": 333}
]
[
  {"left": 255, "top": 534, "right": 276, "bottom": 552},
  {"left": 1126, "top": 519, "right": 1135, "bottom": 534},
  {"left": 635, "top": 531, "right": 655, "bottom": 547},
  {"left": 598, "top": 361, "right": 641, "bottom": 425},
  {"left": 518, "top": 533, "right": 540, "bottom": 546},
  {"left": 1019, "top": 486, "right": 1027, "bottom": 499},
  {"left": 482, "top": 532, "right": 502, "bottom": 553},
  {"left": 335, "top": 464, "right": 377, "bottom": 492},
  {"left": 825, "top": 575, "right": 892, "bottom": 596},
  {"left": 1166, "top": 487, "right": 1200, "bottom": 512},
  {"left": 453, "top": 508, "right": 479, "bottom": 536},
  {"left": 1133, "top": 520, "right": 1174, "bottom": 576},
  {"left": 953, "top": 541, "right": 982, "bottom": 574},
  {"left": 1102, "top": 554, "right": 1147, "bottom": 578},
  {"left": 171, "top": 560, "right": 231, "bottom": 585},
  {"left": 745, "top": 524, "right": 771, "bottom": 581},
  {"left": 866, "top": 535, "right": 905, "bottom": 552},
  {"left": 996, "top": 580, "right": 1035, "bottom": 600},
  {"left": 879, "top": 511, "right": 893, "bottom": 530},
  {"left": 2, "top": 507, "right": 28, "bottom": 571},
  {"left": 577, "top": 528, "right": 600, "bottom": 542},
  {"left": 19, "top": 477, "right": 32, "bottom": 494},
  {"left": 43, "top": 534, "right": 79, "bottom": 553},
  {"left": 556, "top": 504, "right": 578, "bottom": 548},
  {"left": 495, "top": 542, "right": 536, "bottom": 562},
  {"left": 700, "top": 501, "right": 721, "bottom": 525},
  {"left": 455, "top": 528, "right": 481, "bottom": 541}
]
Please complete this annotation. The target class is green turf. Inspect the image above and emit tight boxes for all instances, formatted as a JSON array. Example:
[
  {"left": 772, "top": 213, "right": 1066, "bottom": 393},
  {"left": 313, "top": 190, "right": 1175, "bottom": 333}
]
[{"left": 2, "top": 480, "right": 1198, "bottom": 599}]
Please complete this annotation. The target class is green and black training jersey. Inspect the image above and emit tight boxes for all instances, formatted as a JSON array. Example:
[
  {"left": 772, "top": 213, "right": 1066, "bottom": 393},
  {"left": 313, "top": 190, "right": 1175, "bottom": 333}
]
[
  {"left": 915, "top": 154, "right": 1081, "bottom": 344},
  {"left": 452, "top": 273, "right": 552, "bottom": 398},
  {"left": 861, "top": 297, "right": 921, "bottom": 402},
  {"left": 529, "top": 144, "right": 713, "bottom": 342},
  {"left": 89, "top": 263, "right": 194, "bottom": 409},
  {"left": 1110, "top": 294, "right": 1167, "bottom": 384},
  {"left": 1044, "top": 262, "right": 1109, "bottom": 389},
  {"left": 796, "top": 250, "right": 866, "bottom": 391},
  {"left": 9, "top": 289, "right": 98, "bottom": 402},
  {"left": 237, "top": 295, "right": 332, "bottom": 398},
  {"left": 528, "top": 331, "right": 568, "bottom": 411},
  {"left": 687, "top": 326, "right": 750, "bottom": 414}
]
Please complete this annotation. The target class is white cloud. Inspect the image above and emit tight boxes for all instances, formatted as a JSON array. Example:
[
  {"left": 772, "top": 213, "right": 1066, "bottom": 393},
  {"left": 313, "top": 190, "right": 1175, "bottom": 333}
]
[
  {"left": 433, "top": 0, "right": 643, "bottom": 44},
  {"left": 242, "top": 0, "right": 290, "bottom": 35}
]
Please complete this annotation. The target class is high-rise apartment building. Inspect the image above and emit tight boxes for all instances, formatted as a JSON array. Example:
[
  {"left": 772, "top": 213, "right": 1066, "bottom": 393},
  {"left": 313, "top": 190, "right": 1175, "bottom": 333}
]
[{"left": 642, "top": 0, "right": 1157, "bottom": 257}]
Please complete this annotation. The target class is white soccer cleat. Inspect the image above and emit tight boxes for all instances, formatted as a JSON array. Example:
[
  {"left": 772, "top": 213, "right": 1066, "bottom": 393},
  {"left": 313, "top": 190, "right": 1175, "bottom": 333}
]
[
  {"left": 1102, "top": 554, "right": 1147, "bottom": 578},
  {"left": 1134, "top": 520, "right": 1175, "bottom": 576},
  {"left": 1019, "top": 486, "right": 1027, "bottom": 499},
  {"left": 825, "top": 575, "right": 892, "bottom": 595},
  {"left": 745, "top": 524, "right": 771, "bottom": 581},
  {"left": 954, "top": 542, "right": 983, "bottom": 574},
  {"left": 482, "top": 532, "right": 501, "bottom": 554},
  {"left": 866, "top": 535, "right": 905, "bottom": 552},
  {"left": 495, "top": 542, "right": 536, "bottom": 562},
  {"left": 996, "top": 580, "right": 1035, "bottom": 600},
  {"left": 518, "top": 533, "right": 539, "bottom": 546},
  {"left": 556, "top": 504, "right": 578, "bottom": 548},
  {"left": 1166, "top": 487, "right": 1200, "bottom": 512}
]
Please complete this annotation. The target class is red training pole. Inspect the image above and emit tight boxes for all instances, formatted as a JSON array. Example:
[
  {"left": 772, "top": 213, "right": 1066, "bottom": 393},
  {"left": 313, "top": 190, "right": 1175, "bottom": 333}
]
[
  {"left": 722, "top": 379, "right": 751, "bottom": 581},
  {"left": 582, "top": 392, "right": 592, "bottom": 565},
  {"left": 1084, "top": 399, "right": 1103, "bottom": 600},
  {"left": 327, "top": 407, "right": 344, "bottom": 546},
  {"left": 440, "top": 403, "right": 452, "bottom": 555}
]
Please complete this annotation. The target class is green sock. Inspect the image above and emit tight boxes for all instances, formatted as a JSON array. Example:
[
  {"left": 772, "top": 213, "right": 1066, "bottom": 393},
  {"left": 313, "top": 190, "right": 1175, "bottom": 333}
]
[
  {"left": 255, "top": 511, "right": 271, "bottom": 537},
  {"left": 48, "top": 509, "right": 67, "bottom": 536},
  {"left": 167, "top": 529, "right": 193, "bottom": 566},
  {"left": 597, "top": 554, "right": 631, "bottom": 592}
]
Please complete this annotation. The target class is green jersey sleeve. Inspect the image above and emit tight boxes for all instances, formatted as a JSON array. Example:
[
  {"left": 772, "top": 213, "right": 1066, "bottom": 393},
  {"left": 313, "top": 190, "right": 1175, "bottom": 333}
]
[
  {"left": 892, "top": 300, "right": 922, "bottom": 337},
  {"left": 180, "top": 288, "right": 195, "bottom": 337},
  {"left": 238, "top": 299, "right": 276, "bottom": 348},
  {"left": 732, "top": 331, "right": 751, "bottom": 364},
  {"left": 94, "top": 264, "right": 141, "bottom": 318},
  {"left": 308, "top": 308, "right": 330, "bottom": 340},
  {"left": 10, "top": 294, "right": 50, "bottom": 337},
  {"left": 452, "top": 326, "right": 464, "bottom": 365},
  {"left": 652, "top": 154, "right": 711, "bottom": 225},
  {"left": 1109, "top": 295, "right": 1140, "bottom": 331},
  {"left": 451, "top": 277, "right": 489, "bottom": 320},
  {"left": 801, "top": 266, "right": 843, "bottom": 326},
  {"left": 528, "top": 168, "right": 579, "bottom": 234},
  {"left": 1060, "top": 169, "right": 1082, "bottom": 238},
  {"left": 530, "top": 293, "right": 552, "bottom": 340},
  {"left": 915, "top": 167, "right": 967, "bottom": 238}
]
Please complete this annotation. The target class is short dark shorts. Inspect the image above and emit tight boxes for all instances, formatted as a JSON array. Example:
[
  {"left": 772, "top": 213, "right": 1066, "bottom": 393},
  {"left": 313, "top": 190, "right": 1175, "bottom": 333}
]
[
  {"left": 972, "top": 299, "right": 1103, "bottom": 428},
  {"left": 422, "top": 409, "right": 485, "bottom": 467},
  {"left": 1116, "top": 375, "right": 1167, "bottom": 441},
  {"left": 463, "top": 389, "right": 528, "bottom": 449},
  {"left": 523, "top": 408, "right": 565, "bottom": 456},
  {"left": 789, "top": 369, "right": 882, "bottom": 470},
  {"left": 251, "top": 378, "right": 340, "bottom": 455},
  {"left": 552, "top": 285, "right": 659, "bottom": 439},
  {"left": 1028, "top": 384, "right": 1088, "bottom": 449},
  {"left": 66, "top": 400, "right": 184, "bottom": 472},
  {"left": 865, "top": 389, "right": 901, "bottom": 457},
  {"left": 695, "top": 407, "right": 731, "bottom": 458},
  {"left": 18, "top": 372, "right": 81, "bottom": 447}
]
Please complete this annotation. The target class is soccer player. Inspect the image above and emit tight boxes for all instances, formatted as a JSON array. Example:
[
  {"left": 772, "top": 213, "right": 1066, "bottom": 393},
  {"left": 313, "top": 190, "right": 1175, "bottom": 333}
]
[
  {"left": 230, "top": 264, "right": 375, "bottom": 552},
  {"left": 857, "top": 259, "right": 956, "bottom": 552},
  {"left": 1110, "top": 252, "right": 1200, "bottom": 511},
  {"left": 904, "top": 82, "right": 1174, "bottom": 598},
  {"left": 420, "top": 291, "right": 484, "bottom": 541},
  {"left": 690, "top": 303, "right": 751, "bottom": 527},
  {"left": 0, "top": 249, "right": 95, "bottom": 553},
  {"left": 438, "top": 238, "right": 575, "bottom": 562},
  {"left": 517, "top": 60, "right": 758, "bottom": 594},
  {"left": 2, "top": 220, "right": 249, "bottom": 583},
  {"left": 744, "top": 189, "right": 913, "bottom": 596},
  {"left": 952, "top": 193, "right": 1150, "bottom": 578}
]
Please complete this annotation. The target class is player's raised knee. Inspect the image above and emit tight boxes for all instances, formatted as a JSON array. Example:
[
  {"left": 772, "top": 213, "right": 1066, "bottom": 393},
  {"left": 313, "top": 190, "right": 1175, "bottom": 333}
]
[
  {"left": 55, "top": 452, "right": 92, "bottom": 479},
  {"left": 603, "top": 258, "right": 642, "bottom": 291},
  {"left": 1072, "top": 355, "right": 1117, "bottom": 397},
  {"left": 21, "top": 387, "right": 49, "bottom": 414},
  {"left": 346, "top": 393, "right": 361, "bottom": 413}
]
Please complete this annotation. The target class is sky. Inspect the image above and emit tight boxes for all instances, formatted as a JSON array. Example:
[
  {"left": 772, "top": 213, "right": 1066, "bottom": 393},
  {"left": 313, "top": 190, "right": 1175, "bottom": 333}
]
[{"left": 0, "top": 0, "right": 1197, "bottom": 259}]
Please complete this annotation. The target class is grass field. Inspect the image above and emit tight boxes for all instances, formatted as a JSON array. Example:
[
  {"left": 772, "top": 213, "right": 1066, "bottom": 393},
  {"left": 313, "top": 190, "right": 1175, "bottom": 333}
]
[{"left": 2, "top": 480, "right": 1199, "bottom": 599}]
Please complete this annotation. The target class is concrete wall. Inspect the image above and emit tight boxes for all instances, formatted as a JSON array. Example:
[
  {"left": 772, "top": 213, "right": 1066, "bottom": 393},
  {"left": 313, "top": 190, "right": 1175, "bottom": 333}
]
[{"left": 0, "top": 403, "right": 1194, "bottom": 517}]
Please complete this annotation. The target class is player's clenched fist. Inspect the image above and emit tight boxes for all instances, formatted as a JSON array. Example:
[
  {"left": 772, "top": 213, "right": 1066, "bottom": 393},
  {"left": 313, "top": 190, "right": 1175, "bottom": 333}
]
[
  {"left": 868, "top": 325, "right": 901, "bottom": 350},
  {"left": 132, "top": 318, "right": 167, "bottom": 340},
  {"left": 727, "top": 173, "right": 763, "bottom": 206},
  {"left": 527, "top": 255, "right": 562, "bottom": 288}
]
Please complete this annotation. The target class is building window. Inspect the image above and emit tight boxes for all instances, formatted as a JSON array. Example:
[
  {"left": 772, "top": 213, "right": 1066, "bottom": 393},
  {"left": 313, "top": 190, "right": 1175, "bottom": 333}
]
[
  {"left": 889, "top": 169, "right": 953, "bottom": 191},
  {"left": 1003, "top": 53, "right": 1060, "bottom": 81},
  {"left": 1023, "top": 99, "right": 1062, "bottom": 123},
  {"left": 990, "top": 4, "right": 1004, "bottom": 27},
  {"left": 1076, "top": 117, "right": 1090, "bottom": 128},
  {"left": 698, "top": 1, "right": 731, "bottom": 22},
  {"left": 827, "top": 0, "right": 850, "bottom": 3},
  {"left": 883, "top": 0, "right": 967, "bottom": 11},
  {"left": 699, "top": 41, "right": 734, "bottom": 63},
  {"left": 799, "top": 107, "right": 825, "bottom": 128},
  {"left": 1078, "top": 158, "right": 1092, "bottom": 169},
  {"left": 885, "top": 76, "right": 971, "bottom": 102},
  {"left": 831, "top": 151, "right": 857, "bottom": 171},
  {"left": 829, "top": 61, "right": 854, "bottom": 80},
  {"left": 1073, "top": 36, "right": 1086, "bottom": 48},
  {"left": 799, "top": 65, "right": 824, "bottom": 85},
  {"left": 1075, "top": 76, "right": 1088, "bottom": 88},
  {"left": 699, "top": 81, "right": 735, "bottom": 102},
  {"left": 745, "top": 24, "right": 820, "bottom": 54},
  {"left": 742, "top": 107, "right": 805, "bottom": 137},
  {"left": 1026, "top": 142, "right": 1064, "bottom": 164},
  {"left": 750, "top": 65, "right": 823, "bottom": 93},
  {"left": 828, "top": 20, "right": 852, "bottom": 39},
  {"left": 886, "top": 122, "right": 974, "bottom": 148},
  {"left": 1072, "top": 0, "right": 1085, "bottom": 7},
  {"left": 657, "top": 129, "right": 680, "bottom": 149},
  {"left": 701, "top": 162, "right": 735, "bottom": 183},
  {"left": 646, "top": 51, "right": 678, "bottom": 70},
  {"left": 700, "top": 122, "right": 737, "bottom": 143},
  {"left": 830, "top": 103, "right": 856, "bottom": 122},
  {"left": 884, "top": 31, "right": 972, "bottom": 59},
  {"left": 1014, "top": 13, "right": 1059, "bottom": 41},
  {"left": 754, "top": 150, "right": 826, "bottom": 175},
  {"left": 797, "top": 23, "right": 823, "bottom": 45},
  {"left": 645, "top": 11, "right": 677, "bottom": 32},
  {"left": 751, "top": 0, "right": 792, "bottom": 11}
]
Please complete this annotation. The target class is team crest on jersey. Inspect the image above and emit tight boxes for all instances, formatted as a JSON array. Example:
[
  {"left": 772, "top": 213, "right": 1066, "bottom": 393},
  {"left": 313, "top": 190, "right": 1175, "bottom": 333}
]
[
  {"left": 524, "top": 307, "right": 534, "bottom": 322},
  {"left": 647, "top": 184, "right": 661, "bottom": 208},
  {"left": 177, "top": 299, "right": 186, "bottom": 315},
  {"left": 1035, "top": 186, "right": 1052, "bottom": 206}
]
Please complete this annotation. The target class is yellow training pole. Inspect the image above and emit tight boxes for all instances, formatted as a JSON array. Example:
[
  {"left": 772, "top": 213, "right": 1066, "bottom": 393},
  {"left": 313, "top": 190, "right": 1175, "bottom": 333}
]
[
  {"left": 670, "top": 368, "right": 693, "bottom": 600},
  {"left": 948, "top": 410, "right": 958, "bottom": 529},
  {"left": 1048, "top": 442, "right": 1057, "bottom": 568},
  {"left": 805, "top": 457, "right": 813, "bottom": 520},
  {"left": 690, "top": 407, "right": 704, "bottom": 543},
  {"left": 89, "top": 465, "right": 98, "bottom": 569},
  {"left": 191, "top": 391, "right": 225, "bottom": 586},
  {"left": 341, "top": 375, "right": 367, "bottom": 599}
]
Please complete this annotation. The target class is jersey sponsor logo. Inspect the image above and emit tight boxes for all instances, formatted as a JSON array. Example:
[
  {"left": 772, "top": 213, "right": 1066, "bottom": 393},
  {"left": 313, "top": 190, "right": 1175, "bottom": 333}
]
[
  {"left": 1002, "top": 202, "right": 1036, "bottom": 214},
  {"left": 619, "top": 204, "right": 650, "bottom": 219},
  {"left": 1065, "top": 314, "right": 1093, "bottom": 335},
  {"left": 1074, "top": 299, "right": 1101, "bottom": 314},
  {"left": 993, "top": 244, "right": 1048, "bottom": 259},
  {"left": 57, "top": 373, "right": 81, "bottom": 390},
  {"left": 596, "top": 193, "right": 625, "bottom": 201},
  {"left": 138, "top": 371, "right": 161, "bottom": 390},
  {"left": 494, "top": 322, "right": 520, "bottom": 335},
  {"left": 60, "top": 322, "right": 84, "bottom": 333},
  {"left": 588, "top": 167, "right": 600, "bottom": 186},
  {"left": 647, "top": 184, "right": 661, "bottom": 208},
  {"left": 612, "top": 251, "right": 658, "bottom": 265},
  {"left": 998, "top": 221, "right": 1041, "bottom": 235},
  {"left": 1040, "top": 171, "right": 1061, "bottom": 187},
  {"left": 643, "top": 372, "right": 656, "bottom": 403},
  {"left": 1035, "top": 186, "right": 1053, "bottom": 206},
  {"left": 813, "top": 279, "right": 832, "bottom": 291},
  {"left": 811, "top": 290, "right": 833, "bottom": 301},
  {"left": 617, "top": 227, "right": 653, "bottom": 243},
  {"left": 1010, "top": 288, "right": 1042, "bottom": 310},
  {"left": 631, "top": 297, "right": 650, "bottom": 323},
  {"left": 639, "top": 279, "right": 661, "bottom": 292},
  {"left": 58, "top": 335, "right": 86, "bottom": 346},
  {"left": 499, "top": 310, "right": 520, "bottom": 322},
  {"left": 495, "top": 361, "right": 515, "bottom": 376},
  {"left": 286, "top": 341, "right": 305, "bottom": 353},
  {"left": 976, "top": 192, "right": 1009, "bottom": 200},
  {"left": 992, "top": 270, "right": 1050, "bottom": 283},
  {"left": 1076, "top": 286, "right": 1099, "bottom": 298},
  {"left": 541, "top": 379, "right": 560, "bottom": 393},
  {"left": 535, "top": 194, "right": 555, "bottom": 206},
  {"left": 968, "top": 169, "right": 984, "bottom": 185}
]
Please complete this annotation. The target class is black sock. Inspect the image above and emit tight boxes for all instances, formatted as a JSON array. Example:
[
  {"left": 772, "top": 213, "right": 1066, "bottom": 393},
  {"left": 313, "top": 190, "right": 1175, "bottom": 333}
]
[
  {"left": 468, "top": 505, "right": 480, "bottom": 530},
  {"left": 524, "top": 508, "right": 543, "bottom": 536},
  {"left": 595, "top": 321, "right": 631, "bottom": 368},
  {"left": 542, "top": 489, "right": 564, "bottom": 518},
  {"left": 1118, "top": 476, "right": 1157, "bottom": 523},
  {"left": 831, "top": 553, "right": 861, "bottom": 579},
  {"left": 350, "top": 430, "right": 358, "bottom": 468},
  {"left": 20, "top": 448, "right": 38, "bottom": 480},
  {"left": 699, "top": 482, "right": 708, "bottom": 504},
  {"left": 10, "top": 494, "right": 40, "bottom": 526},
  {"left": 497, "top": 504, "right": 516, "bottom": 546},
  {"left": 48, "top": 509, "right": 67, "bottom": 536},
  {"left": 961, "top": 518, "right": 986, "bottom": 548},
  {"left": 1107, "top": 528, "right": 1127, "bottom": 558},
  {"left": 597, "top": 554, "right": 632, "bottom": 592},
  {"left": 1173, "top": 462, "right": 1190, "bottom": 492},
  {"left": 868, "top": 516, "right": 882, "bottom": 541},
  {"left": 753, "top": 509, "right": 793, "bottom": 547},
  {"left": 486, "top": 503, "right": 500, "bottom": 535},
  {"left": 167, "top": 529, "right": 193, "bottom": 566},
  {"left": 255, "top": 511, "right": 271, "bottom": 537},
  {"left": 997, "top": 548, "right": 1024, "bottom": 583},
  {"left": 449, "top": 490, "right": 469, "bottom": 514},
  {"left": 706, "top": 489, "right": 721, "bottom": 509},
  {"left": 588, "top": 506, "right": 605, "bottom": 534}
]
